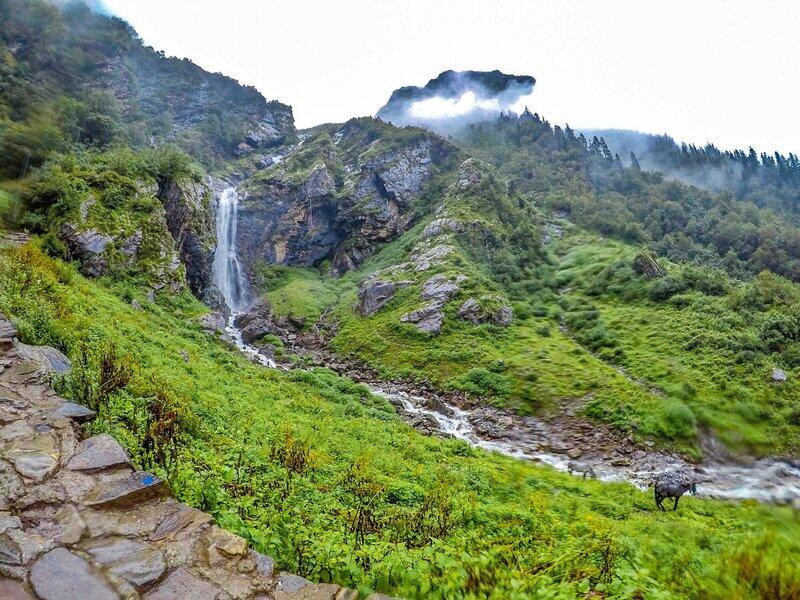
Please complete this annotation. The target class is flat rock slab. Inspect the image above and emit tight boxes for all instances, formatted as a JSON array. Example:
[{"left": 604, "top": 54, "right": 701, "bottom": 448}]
[
  {"left": 0, "top": 577, "right": 35, "bottom": 599},
  {"left": 86, "top": 537, "right": 165, "bottom": 590},
  {"left": 4, "top": 433, "right": 60, "bottom": 481},
  {"left": 84, "top": 471, "right": 169, "bottom": 508},
  {"left": 51, "top": 401, "right": 96, "bottom": 422},
  {"left": 68, "top": 433, "right": 130, "bottom": 472},
  {"left": 143, "top": 566, "right": 221, "bottom": 599},
  {"left": 150, "top": 504, "right": 212, "bottom": 541},
  {"left": 30, "top": 547, "right": 117, "bottom": 600}
]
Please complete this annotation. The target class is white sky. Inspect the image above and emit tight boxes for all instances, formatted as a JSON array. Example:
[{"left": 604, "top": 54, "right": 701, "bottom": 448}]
[{"left": 102, "top": 0, "right": 800, "bottom": 154}]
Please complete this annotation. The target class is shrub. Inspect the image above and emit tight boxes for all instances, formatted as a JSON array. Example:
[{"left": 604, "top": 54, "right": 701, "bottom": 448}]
[{"left": 448, "top": 367, "right": 513, "bottom": 397}]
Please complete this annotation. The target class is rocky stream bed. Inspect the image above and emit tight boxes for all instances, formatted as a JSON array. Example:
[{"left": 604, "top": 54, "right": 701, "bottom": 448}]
[{"left": 222, "top": 307, "right": 800, "bottom": 506}]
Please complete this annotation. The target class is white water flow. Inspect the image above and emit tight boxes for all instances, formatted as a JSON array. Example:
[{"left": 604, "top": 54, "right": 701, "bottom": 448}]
[
  {"left": 212, "top": 187, "right": 249, "bottom": 312},
  {"left": 212, "top": 187, "right": 276, "bottom": 368}
]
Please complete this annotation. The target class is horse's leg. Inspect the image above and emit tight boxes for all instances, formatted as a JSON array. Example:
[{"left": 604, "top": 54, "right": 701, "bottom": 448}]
[{"left": 673, "top": 496, "right": 679, "bottom": 511}]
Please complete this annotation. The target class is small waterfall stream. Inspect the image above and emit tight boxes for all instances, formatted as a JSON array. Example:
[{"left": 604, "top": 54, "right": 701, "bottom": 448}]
[{"left": 212, "top": 187, "right": 249, "bottom": 312}]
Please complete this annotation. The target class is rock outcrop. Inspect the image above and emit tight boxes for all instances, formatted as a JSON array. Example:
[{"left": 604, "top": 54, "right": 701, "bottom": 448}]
[
  {"left": 358, "top": 280, "right": 399, "bottom": 317},
  {"left": 157, "top": 178, "right": 217, "bottom": 297},
  {"left": 400, "top": 302, "right": 444, "bottom": 334},
  {"left": 458, "top": 297, "right": 513, "bottom": 327},
  {"left": 236, "top": 119, "right": 457, "bottom": 277},
  {"left": 0, "top": 313, "right": 384, "bottom": 599}
]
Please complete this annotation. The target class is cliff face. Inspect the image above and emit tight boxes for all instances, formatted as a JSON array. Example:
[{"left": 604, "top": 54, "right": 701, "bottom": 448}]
[
  {"left": 236, "top": 118, "right": 460, "bottom": 276},
  {"left": 106, "top": 47, "right": 296, "bottom": 159},
  {"left": 157, "top": 178, "right": 217, "bottom": 297}
]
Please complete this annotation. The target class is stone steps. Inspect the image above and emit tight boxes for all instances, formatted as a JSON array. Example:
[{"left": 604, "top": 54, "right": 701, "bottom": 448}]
[{"left": 0, "top": 312, "right": 394, "bottom": 599}]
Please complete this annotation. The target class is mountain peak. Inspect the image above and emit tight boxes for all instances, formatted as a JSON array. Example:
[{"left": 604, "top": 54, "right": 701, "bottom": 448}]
[{"left": 376, "top": 70, "right": 535, "bottom": 134}]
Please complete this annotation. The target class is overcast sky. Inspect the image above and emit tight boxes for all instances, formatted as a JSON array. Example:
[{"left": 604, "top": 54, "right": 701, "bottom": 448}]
[{"left": 102, "top": 0, "right": 799, "bottom": 154}]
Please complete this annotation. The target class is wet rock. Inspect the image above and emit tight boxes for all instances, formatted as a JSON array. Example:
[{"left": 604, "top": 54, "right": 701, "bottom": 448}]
[
  {"left": 67, "top": 433, "right": 130, "bottom": 473},
  {"left": 157, "top": 178, "right": 217, "bottom": 297},
  {"left": 30, "top": 547, "right": 117, "bottom": 600},
  {"left": 196, "top": 311, "right": 227, "bottom": 334},
  {"left": 421, "top": 273, "right": 461, "bottom": 303},
  {"left": 143, "top": 566, "right": 221, "bottom": 599},
  {"left": 772, "top": 368, "right": 787, "bottom": 382},
  {"left": 358, "top": 280, "right": 397, "bottom": 316},
  {"left": 400, "top": 301, "right": 444, "bottom": 334},
  {"left": 457, "top": 297, "right": 513, "bottom": 327},
  {"left": 84, "top": 471, "right": 169, "bottom": 508}
]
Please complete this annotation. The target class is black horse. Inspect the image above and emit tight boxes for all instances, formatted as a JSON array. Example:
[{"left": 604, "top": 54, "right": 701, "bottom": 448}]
[{"left": 654, "top": 478, "right": 696, "bottom": 511}]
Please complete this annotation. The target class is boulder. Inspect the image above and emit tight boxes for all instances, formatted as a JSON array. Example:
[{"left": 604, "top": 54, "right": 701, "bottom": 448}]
[
  {"left": 421, "top": 273, "right": 461, "bottom": 303},
  {"left": 30, "top": 548, "right": 117, "bottom": 600},
  {"left": 0, "top": 314, "right": 17, "bottom": 350},
  {"left": 51, "top": 402, "right": 96, "bottom": 423},
  {"left": 412, "top": 244, "right": 454, "bottom": 271},
  {"left": 421, "top": 218, "right": 462, "bottom": 240},
  {"left": 58, "top": 224, "right": 113, "bottom": 277},
  {"left": 358, "top": 280, "right": 397, "bottom": 316},
  {"left": 0, "top": 578, "right": 34, "bottom": 599},
  {"left": 458, "top": 297, "right": 513, "bottom": 327},
  {"left": 67, "top": 433, "right": 130, "bottom": 472},
  {"left": 772, "top": 368, "right": 788, "bottom": 382},
  {"left": 13, "top": 343, "right": 71, "bottom": 376},
  {"left": 85, "top": 537, "right": 166, "bottom": 590},
  {"left": 400, "top": 302, "right": 444, "bottom": 334}
]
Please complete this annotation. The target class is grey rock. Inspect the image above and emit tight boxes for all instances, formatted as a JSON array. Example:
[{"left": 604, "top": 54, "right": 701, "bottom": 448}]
[
  {"left": 67, "top": 433, "right": 130, "bottom": 472},
  {"left": 358, "top": 280, "right": 397, "bottom": 316},
  {"left": 120, "top": 230, "right": 143, "bottom": 262},
  {"left": 250, "top": 549, "right": 275, "bottom": 580},
  {"left": 85, "top": 537, "right": 165, "bottom": 590},
  {"left": 412, "top": 244, "right": 454, "bottom": 271},
  {"left": 0, "top": 578, "right": 35, "bottom": 599},
  {"left": 143, "top": 566, "right": 221, "bottom": 599},
  {"left": 400, "top": 301, "right": 444, "bottom": 334},
  {"left": 157, "top": 178, "right": 217, "bottom": 297},
  {"left": 84, "top": 471, "right": 169, "bottom": 508},
  {"left": 421, "top": 274, "right": 460, "bottom": 303},
  {"left": 303, "top": 165, "right": 336, "bottom": 198},
  {"left": 457, "top": 297, "right": 513, "bottom": 327},
  {"left": 51, "top": 402, "right": 96, "bottom": 423},
  {"left": 276, "top": 572, "right": 312, "bottom": 593},
  {"left": 59, "top": 224, "right": 113, "bottom": 277},
  {"left": 772, "top": 368, "right": 788, "bottom": 382},
  {"left": 12, "top": 343, "right": 71, "bottom": 376},
  {"left": 30, "top": 547, "right": 117, "bottom": 600},
  {"left": 4, "top": 434, "right": 59, "bottom": 481},
  {"left": 0, "top": 316, "right": 17, "bottom": 350},
  {"left": 421, "top": 218, "right": 462, "bottom": 240}
]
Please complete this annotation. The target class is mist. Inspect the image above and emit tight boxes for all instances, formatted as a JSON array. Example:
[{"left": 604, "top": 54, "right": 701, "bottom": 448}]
[{"left": 376, "top": 70, "right": 535, "bottom": 135}]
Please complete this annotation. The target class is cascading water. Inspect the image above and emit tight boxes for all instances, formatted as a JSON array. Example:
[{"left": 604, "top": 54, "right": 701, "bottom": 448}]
[
  {"left": 211, "top": 186, "right": 275, "bottom": 367},
  {"left": 212, "top": 187, "right": 249, "bottom": 312}
]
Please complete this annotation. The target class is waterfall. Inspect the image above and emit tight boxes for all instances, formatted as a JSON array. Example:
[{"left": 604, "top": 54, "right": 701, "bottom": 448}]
[{"left": 212, "top": 187, "right": 249, "bottom": 312}]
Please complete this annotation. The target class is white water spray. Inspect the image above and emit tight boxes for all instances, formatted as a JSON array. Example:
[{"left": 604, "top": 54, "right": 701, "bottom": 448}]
[{"left": 212, "top": 187, "right": 249, "bottom": 312}]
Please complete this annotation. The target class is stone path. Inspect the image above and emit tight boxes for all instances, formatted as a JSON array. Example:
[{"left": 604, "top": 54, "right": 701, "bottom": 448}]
[{"left": 0, "top": 313, "right": 392, "bottom": 599}]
